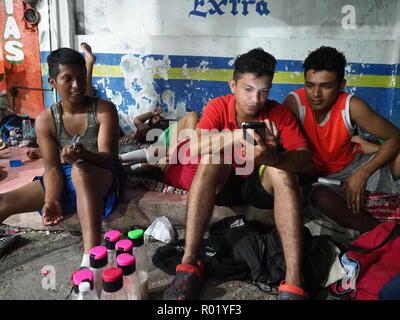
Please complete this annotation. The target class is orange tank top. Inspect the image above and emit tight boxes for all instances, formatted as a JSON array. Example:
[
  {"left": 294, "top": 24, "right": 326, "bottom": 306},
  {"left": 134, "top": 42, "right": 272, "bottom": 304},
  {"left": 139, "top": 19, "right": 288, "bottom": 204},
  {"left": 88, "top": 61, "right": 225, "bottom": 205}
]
[{"left": 289, "top": 88, "right": 360, "bottom": 175}]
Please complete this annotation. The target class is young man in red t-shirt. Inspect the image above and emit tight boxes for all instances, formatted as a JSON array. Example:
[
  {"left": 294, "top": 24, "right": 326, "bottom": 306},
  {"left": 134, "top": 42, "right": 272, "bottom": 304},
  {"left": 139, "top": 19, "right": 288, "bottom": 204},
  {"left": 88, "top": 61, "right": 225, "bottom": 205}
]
[
  {"left": 163, "top": 48, "right": 314, "bottom": 300},
  {"left": 283, "top": 46, "right": 400, "bottom": 234}
]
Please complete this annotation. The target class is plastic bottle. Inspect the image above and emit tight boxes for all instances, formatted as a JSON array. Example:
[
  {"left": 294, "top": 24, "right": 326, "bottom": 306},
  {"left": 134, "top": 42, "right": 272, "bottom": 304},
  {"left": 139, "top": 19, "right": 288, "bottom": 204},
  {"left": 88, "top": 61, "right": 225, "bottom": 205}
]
[
  {"left": 70, "top": 269, "right": 95, "bottom": 299},
  {"left": 89, "top": 246, "right": 108, "bottom": 298},
  {"left": 21, "top": 116, "right": 32, "bottom": 146},
  {"left": 117, "top": 253, "right": 141, "bottom": 300},
  {"left": 115, "top": 239, "right": 133, "bottom": 257},
  {"left": 68, "top": 268, "right": 93, "bottom": 300},
  {"left": 128, "top": 229, "right": 149, "bottom": 299},
  {"left": 104, "top": 230, "right": 121, "bottom": 268},
  {"left": 8, "top": 130, "right": 22, "bottom": 167},
  {"left": 100, "top": 268, "right": 128, "bottom": 300},
  {"left": 74, "top": 282, "right": 99, "bottom": 300}
]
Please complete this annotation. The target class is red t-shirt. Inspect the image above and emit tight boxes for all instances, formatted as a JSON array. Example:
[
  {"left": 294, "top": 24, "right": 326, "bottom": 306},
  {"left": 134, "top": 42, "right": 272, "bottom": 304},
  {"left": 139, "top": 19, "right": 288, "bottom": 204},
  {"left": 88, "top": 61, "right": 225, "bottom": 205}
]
[
  {"left": 197, "top": 94, "right": 307, "bottom": 152},
  {"left": 163, "top": 94, "right": 308, "bottom": 190}
]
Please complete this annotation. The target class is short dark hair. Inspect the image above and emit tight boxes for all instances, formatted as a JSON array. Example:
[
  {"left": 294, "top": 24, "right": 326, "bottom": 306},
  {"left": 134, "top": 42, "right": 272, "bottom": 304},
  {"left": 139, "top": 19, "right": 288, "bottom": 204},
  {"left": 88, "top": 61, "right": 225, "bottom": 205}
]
[
  {"left": 47, "top": 48, "right": 86, "bottom": 79},
  {"left": 303, "top": 46, "right": 347, "bottom": 82},
  {"left": 233, "top": 48, "right": 276, "bottom": 81}
]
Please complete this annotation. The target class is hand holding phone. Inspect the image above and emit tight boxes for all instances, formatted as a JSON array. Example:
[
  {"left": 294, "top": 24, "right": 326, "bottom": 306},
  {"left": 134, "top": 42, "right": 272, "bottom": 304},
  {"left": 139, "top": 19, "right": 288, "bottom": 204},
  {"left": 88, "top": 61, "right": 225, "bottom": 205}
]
[{"left": 242, "top": 122, "right": 266, "bottom": 145}]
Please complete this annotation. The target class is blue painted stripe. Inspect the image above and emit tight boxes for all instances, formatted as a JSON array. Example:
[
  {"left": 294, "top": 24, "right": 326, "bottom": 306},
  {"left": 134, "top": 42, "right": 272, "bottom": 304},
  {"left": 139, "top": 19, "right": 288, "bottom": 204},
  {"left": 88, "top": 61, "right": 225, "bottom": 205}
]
[
  {"left": 91, "top": 76, "right": 394, "bottom": 108},
  {"left": 40, "top": 51, "right": 399, "bottom": 76}
]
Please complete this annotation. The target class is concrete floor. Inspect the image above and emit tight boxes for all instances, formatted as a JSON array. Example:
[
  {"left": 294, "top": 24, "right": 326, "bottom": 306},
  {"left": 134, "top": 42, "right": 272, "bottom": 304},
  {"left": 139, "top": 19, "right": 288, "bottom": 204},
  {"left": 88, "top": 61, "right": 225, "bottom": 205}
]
[{"left": 0, "top": 224, "right": 280, "bottom": 301}]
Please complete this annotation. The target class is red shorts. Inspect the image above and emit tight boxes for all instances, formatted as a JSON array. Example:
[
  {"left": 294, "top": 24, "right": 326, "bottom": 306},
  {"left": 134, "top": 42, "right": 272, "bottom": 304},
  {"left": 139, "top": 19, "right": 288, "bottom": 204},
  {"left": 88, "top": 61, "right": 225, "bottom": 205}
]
[{"left": 162, "top": 140, "right": 200, "bottom": 191}]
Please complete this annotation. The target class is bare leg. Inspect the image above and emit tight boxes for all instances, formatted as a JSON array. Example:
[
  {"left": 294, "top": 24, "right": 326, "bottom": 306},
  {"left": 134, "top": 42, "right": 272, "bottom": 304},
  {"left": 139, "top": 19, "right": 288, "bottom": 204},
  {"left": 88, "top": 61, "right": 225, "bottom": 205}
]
[
  {"left": 182, "top": 160, "right": 231, "bottom": 265},
  {"left": 71, "top": 163, "right": 113, "bottom": 253},
  {"left": 310, "top": 185, "right": 379, "bottom": 234},
  {"left": 261, "top": 167, "right": 304, "bottom": 288},
  {"left": 174, "top": 111, "right": 199, "bottom": 144},
  {"left": 0, "top": 180, "right": 45, "bottom": 223},
  {"left": 165, "top": 111, "right": 200, "bottom": 159},
  {"left": 80, "top": 42, "right": 96, "bottom": 96}
]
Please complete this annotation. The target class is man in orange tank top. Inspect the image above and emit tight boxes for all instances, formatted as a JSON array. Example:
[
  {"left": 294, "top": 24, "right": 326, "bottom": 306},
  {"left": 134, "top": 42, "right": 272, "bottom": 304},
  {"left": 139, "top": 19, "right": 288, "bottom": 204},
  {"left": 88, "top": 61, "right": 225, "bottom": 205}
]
[{"left": 284, "top": 46, "right": 400, "bottom": 235}]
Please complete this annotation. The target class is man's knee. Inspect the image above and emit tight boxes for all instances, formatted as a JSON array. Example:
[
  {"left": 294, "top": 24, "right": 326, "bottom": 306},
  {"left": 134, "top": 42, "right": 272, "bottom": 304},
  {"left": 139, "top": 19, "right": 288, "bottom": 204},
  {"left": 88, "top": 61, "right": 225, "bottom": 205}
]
[
  {"left": 71, "top": 163, "right": 92, "bottom": 183},
  {"left": 71, "top": 163, "right": 112, "bottom": 186},
  {"left": 264, "top": 167, "right": 298, "bottom": 188},
  {"left": 197, "top": 159, "right": 229, "bottom": 177},
  {"left": 192, "top": 161, "right": 231, "bottom": 190},
  {"left": 187, "top": 111, "right": 199, "bottom": 122}
]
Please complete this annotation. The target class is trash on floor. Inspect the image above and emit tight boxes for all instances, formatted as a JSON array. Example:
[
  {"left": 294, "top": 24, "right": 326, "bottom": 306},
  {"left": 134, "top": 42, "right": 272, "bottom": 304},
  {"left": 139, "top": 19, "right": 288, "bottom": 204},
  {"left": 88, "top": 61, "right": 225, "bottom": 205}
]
[{"left": 144, "top": 216, "right": 177, "bottom": 244}]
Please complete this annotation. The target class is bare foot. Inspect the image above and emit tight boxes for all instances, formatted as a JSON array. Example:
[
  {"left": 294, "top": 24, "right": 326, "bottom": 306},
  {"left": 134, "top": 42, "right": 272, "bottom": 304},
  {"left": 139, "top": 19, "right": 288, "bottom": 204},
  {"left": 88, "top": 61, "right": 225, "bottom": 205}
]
[
  {"left": 41, "top": 201, "right": 64, "bottom": 226},
  {"left": 80, "top": 42, "right": 96, "bottom": 64},
  {"left": 26, "top": 147, "right": 42, "bottom": 160}
]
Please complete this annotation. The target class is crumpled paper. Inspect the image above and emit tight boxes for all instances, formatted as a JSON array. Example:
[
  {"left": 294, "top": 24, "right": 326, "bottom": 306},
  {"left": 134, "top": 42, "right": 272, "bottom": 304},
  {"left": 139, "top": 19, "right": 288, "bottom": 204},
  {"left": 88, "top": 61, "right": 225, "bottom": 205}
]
[{"left": 144, "top": 216, "right": 176, "bottom": 244}]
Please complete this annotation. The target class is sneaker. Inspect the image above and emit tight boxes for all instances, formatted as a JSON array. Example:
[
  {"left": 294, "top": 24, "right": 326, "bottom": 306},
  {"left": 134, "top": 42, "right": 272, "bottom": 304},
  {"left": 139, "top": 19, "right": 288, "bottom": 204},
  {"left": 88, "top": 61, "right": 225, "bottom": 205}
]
[
  {"left": 278, "top": 281, "right": 309, "bottom": 300},
  {"left": 163, "top": 261, "right": 204, "bottom": 300},
  {"left": 0, "top": 235, "right": 20, "bottom": 258}
]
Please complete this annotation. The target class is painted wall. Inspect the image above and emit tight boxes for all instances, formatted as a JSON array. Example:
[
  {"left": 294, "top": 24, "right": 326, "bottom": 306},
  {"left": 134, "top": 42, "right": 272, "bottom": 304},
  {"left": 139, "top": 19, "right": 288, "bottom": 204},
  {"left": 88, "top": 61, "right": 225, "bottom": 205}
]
[
  {"left": 0, "top": 0, "right": 44, "bottom": 118},
  {"left": 37, "top": 0, "right": 400, "bottom": 133}
]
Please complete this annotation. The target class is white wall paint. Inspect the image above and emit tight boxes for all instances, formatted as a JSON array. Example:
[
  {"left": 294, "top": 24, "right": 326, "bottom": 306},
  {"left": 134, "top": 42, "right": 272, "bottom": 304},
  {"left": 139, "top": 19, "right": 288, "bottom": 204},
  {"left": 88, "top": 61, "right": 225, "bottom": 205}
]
[
  {"left": 68, "top": 0, "right": 399, "bottom": 63},
  {"left": 36, "top": 0, "right": 400, "bottom": 130}
]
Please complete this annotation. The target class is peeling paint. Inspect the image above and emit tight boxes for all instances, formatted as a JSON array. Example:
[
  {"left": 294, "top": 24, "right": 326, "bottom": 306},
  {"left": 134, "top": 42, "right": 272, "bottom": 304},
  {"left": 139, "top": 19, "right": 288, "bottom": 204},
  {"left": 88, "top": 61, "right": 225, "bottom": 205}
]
[
  {"left": 196, "top": 60, "right": 209, "bottom": 73},
  {"left": 117, "top": 54, "right": 176, "bottom": 132}
]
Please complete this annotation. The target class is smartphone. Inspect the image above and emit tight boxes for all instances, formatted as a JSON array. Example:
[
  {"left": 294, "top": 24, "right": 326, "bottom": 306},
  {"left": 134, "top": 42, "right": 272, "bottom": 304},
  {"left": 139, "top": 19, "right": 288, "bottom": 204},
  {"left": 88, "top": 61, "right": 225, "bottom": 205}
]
[{"left": 242, "top": 122, "right": 266, "bottom": 145}]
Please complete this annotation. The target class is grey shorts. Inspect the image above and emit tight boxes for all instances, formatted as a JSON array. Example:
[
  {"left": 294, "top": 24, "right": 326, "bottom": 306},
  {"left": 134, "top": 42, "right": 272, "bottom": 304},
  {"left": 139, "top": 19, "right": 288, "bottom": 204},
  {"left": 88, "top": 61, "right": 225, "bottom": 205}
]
[{"left": 323, "top": 153, "right": 400, "bottom": 194}]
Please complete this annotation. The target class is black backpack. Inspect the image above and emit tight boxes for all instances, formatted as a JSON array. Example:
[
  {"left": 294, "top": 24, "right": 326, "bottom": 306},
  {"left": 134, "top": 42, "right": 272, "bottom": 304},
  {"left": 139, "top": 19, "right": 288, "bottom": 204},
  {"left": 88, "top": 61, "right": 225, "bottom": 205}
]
[{"left": 152, "top": 216, "right": 335, "bottom": 295}]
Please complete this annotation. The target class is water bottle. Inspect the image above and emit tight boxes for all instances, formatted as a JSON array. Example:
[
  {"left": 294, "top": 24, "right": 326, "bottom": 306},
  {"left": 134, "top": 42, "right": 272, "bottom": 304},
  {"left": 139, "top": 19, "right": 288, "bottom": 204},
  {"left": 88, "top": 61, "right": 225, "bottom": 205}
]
[
  {"left": 71, "top": 269, "right": 98, "bottom": 300},
  {"left": 117, "top": 253, "right": 141, "bottom": 300},
  {"left": 8, "top": 130, "right": 22, "bottom": 167},
  {"left": 22, "top": 116, "right": 32, "bottom": 146},
  {"left": 89, "top": 246, "right": 108, "bottom": 298},
  {"left": 115, "top": 239, "right": 133, "bottom": 257},
  {"left": 69, "top": 269, "right": 96, "bottom": 300},
  {"left": 104, "top": 230, "right": 121, "bottom": 268},
  {"left": 128, "top": 229, "right": 149, "bottom": 299},
  {"left": 75, "top": 282, "right": 99, "bottom": 300},
  {"left": 100, "top": 268, "right": 128, "bottom": 300}
]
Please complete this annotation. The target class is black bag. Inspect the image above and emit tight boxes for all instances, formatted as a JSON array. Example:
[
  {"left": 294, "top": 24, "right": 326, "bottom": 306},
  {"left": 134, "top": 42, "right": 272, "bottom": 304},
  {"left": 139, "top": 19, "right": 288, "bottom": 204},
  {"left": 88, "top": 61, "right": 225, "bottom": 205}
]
[{"left": 152, "top": 216, "right": 335, "bottom": 294}]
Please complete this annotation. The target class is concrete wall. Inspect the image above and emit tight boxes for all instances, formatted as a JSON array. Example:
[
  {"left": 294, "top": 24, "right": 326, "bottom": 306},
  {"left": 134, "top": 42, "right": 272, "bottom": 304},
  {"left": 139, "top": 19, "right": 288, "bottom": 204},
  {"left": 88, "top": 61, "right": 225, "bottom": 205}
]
[{"left": 37, "top": 0, "right": 400, "bottom": 132}]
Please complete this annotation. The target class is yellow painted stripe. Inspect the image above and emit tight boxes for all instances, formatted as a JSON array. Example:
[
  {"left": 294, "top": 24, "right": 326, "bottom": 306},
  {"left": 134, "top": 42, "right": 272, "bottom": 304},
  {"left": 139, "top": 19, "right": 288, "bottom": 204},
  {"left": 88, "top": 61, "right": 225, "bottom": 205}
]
[
  {"left": 345, "top": 74, "right": 399, "bottom": 88},
  {"left": 41, "top": 64, "right": 400, "bottom": 88},
  {"left": 93, "top": 65, "right": 122, "bottom": 78}
]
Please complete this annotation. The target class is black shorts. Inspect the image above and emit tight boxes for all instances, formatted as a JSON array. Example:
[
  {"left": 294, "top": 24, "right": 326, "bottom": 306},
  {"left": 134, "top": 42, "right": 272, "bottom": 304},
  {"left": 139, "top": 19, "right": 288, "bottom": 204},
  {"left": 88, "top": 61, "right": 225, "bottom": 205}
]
[{"left": 215, "top": 168, "right": 274, "bottom": 209}]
